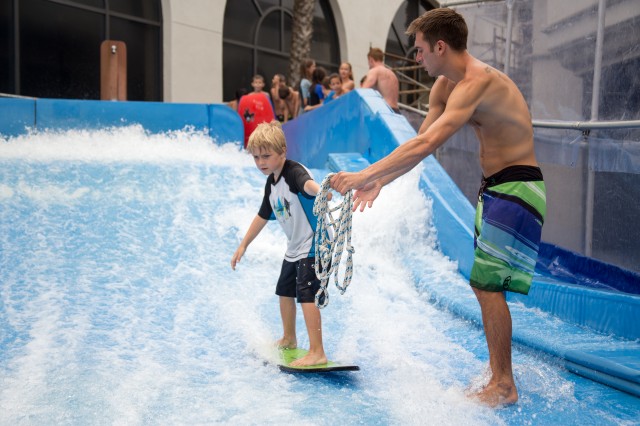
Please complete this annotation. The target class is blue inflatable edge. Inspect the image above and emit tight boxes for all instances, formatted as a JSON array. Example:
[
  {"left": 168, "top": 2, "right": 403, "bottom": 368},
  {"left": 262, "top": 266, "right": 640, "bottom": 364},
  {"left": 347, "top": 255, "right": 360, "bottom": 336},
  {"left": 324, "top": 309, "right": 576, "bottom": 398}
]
[
  {"left": 0, "top": 98, "right": 36, "bottom": 137},
  {"left": 0, "top": 97, "right": 244, "bottom": 147},
  {"left": 537, "top": 242, "right": 640, "bottom": 295},
  {"left": 283, "top": 89, "right": 639, "bottom": 397}
]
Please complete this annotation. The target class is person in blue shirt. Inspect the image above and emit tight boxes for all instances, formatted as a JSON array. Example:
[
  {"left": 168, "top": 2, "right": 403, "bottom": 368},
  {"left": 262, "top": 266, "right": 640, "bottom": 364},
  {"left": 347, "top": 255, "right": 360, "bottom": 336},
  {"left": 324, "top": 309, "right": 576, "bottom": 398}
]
[
  {"left": 324, "top": 73, "right": 344, "bottom": 104},
  {"left": 304, "top": 67, "right": 327, "bottom": 112}
]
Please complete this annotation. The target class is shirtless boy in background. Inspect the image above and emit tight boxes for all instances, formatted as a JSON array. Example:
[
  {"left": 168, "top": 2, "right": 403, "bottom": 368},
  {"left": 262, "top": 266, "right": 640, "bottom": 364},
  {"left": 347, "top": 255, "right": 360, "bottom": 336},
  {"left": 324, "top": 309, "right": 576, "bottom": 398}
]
[{"left": 361, "top": 47, "right": 400, "bottom": 112}]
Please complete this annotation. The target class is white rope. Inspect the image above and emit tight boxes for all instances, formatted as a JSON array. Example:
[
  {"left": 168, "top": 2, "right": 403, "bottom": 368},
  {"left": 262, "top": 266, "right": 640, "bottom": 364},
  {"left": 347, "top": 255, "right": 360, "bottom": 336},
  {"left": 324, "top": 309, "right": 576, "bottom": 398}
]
[{"left": 313, "top": 173, "right": 355, "bottom": 309}]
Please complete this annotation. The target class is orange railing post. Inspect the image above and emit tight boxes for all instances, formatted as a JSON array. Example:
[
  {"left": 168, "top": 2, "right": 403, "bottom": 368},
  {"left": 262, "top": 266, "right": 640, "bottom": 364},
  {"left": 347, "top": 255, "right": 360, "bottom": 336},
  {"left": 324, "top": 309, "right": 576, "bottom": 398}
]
[{"left": 100, "top": 40, "right": 127, "bottom": 101}]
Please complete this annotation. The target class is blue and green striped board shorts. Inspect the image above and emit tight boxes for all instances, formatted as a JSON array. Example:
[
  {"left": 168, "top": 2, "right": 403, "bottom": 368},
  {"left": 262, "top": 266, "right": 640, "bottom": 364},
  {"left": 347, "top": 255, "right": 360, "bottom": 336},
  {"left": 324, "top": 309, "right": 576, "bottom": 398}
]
[{"left": 470, "top": 166, "right": 546, "bottom": 295}]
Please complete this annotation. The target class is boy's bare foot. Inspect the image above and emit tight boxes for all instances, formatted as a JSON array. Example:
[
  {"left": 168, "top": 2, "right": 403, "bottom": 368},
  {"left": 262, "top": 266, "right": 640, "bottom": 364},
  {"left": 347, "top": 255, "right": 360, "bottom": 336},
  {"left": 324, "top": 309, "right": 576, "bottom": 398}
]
[
  {"left": 289, "top": 351, "right": 327, "bottom": 367},
  {"left": 275, "top": 337, "right": 297, "bottom": 349},
  {"left": 468, "top": 382, "right": 518, "bottom": 408}
]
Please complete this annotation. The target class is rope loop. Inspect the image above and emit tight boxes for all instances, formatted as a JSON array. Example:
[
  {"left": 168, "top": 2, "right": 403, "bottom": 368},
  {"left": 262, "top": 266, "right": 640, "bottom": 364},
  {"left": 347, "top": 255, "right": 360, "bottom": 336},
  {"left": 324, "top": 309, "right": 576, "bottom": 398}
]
[{"left": 313, "top": 173, "right": 355, "bottom": 309}]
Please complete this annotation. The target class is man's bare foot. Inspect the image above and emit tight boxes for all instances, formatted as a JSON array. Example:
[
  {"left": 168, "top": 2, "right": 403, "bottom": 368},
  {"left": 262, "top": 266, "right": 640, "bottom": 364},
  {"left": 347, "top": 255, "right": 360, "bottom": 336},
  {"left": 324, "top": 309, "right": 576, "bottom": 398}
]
[
  {"left": 469, "top": 382, "right": 518, "bottom": 408},
  {"left": 289, "top": 351, "right": 327, "bottom": 367},
  {"left": 275, "top": 337, "right": 297, "bottom": 349}
]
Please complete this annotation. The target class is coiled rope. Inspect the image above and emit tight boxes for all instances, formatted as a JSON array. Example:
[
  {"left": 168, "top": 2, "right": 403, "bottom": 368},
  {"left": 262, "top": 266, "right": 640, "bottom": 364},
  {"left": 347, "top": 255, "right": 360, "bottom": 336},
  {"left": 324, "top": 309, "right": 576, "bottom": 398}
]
[{"left": 313, "top": 173, "right": 355, "bottom": 309}]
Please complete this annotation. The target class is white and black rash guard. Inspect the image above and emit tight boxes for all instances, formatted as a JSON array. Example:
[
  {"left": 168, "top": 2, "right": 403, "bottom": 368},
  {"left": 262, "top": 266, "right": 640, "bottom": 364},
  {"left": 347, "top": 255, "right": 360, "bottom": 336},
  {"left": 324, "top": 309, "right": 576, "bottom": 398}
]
[{"left": 258, "top": 159, "right": 318, "bottom": 262}]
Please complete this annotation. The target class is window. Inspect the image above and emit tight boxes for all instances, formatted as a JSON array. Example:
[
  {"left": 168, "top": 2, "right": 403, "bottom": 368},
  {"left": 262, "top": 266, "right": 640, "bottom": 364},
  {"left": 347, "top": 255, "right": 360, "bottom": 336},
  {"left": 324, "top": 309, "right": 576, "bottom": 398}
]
[
  {"left": 0, "top": 0, "right": 162, "bottom": 101},
  {"left": 386, "top": 0, "right": 435, "bottom": 108},
  {"left": 222, "top": 0, "right": 340, "bottom": 102}
]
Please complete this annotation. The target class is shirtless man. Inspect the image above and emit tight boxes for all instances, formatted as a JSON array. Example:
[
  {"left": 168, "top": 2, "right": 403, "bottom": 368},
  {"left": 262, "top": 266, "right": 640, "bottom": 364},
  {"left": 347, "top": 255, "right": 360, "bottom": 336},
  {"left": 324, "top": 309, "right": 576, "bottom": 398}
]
[
  {"left": 362, "top": 47, "right": 400, "bottom": 112},
  {"left": 278, "top": 85, "right": 300, "bottom": 121},
  {"left": 331, "top": 8, "right": 546, "bottom": 408}
]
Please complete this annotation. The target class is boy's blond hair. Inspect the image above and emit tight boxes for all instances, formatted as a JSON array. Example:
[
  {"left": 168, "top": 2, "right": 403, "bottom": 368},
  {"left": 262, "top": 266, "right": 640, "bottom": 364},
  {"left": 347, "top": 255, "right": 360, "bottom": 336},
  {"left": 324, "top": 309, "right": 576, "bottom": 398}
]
[{"left": 247, "top": 120, "right": 287, "bottom": 155}]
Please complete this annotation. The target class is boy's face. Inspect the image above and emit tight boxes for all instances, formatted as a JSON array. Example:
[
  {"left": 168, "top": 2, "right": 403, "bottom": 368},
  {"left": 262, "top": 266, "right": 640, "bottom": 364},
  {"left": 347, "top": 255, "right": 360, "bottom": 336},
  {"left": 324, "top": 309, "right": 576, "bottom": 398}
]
[
  {"left": 250, "top": 147, "right": 285, "bottom": 176},
  {"left": 329, "top": 78, "right": 341, "bottom": 92},
  {"left": 251, "top": 78, "right": 265, "bottom": 92}
]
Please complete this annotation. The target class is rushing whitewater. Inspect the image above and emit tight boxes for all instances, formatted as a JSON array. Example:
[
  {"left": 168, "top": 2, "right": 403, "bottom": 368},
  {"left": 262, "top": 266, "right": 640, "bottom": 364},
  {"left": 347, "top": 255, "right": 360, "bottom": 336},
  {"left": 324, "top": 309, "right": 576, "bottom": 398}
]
[{"left": 0, "top": 128, "right": 635, "bottom": 425}]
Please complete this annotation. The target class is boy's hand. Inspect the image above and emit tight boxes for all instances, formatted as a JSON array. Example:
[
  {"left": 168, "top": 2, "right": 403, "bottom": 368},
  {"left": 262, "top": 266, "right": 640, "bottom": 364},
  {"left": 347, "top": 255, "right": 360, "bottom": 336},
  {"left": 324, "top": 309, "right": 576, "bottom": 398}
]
[{"left": 231, "top": 246, "right": 246, "bottom": 270}]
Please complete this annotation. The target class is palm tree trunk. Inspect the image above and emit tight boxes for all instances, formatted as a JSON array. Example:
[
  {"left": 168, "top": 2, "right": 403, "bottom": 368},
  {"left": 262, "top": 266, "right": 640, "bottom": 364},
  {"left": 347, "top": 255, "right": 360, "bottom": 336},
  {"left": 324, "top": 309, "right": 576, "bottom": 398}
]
[{"left": 289, "top": 0, "right": 315, "bottom": 88}]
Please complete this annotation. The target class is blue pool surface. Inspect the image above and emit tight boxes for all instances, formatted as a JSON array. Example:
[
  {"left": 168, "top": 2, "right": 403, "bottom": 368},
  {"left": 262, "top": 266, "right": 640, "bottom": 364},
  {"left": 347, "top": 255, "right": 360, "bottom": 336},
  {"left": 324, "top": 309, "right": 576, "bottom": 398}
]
[{"left": 0, "top": 127, "right": 638, "bottom": 425}]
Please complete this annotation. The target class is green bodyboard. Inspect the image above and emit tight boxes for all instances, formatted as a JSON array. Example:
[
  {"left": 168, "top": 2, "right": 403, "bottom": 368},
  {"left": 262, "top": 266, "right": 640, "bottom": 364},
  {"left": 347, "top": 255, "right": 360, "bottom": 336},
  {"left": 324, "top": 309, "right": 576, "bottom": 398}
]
[{"left": 278, "top": 348, "right": 360, "bottom": 373}]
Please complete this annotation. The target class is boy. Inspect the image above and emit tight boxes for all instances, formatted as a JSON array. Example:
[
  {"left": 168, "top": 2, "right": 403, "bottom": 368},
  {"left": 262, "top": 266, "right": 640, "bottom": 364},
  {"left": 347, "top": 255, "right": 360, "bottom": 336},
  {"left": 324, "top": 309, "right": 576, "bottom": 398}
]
[
  {"left": 361, "top": 47, "right": 400, "bottom": 113},
  {"left": 250, "top": 74, "right": 271, "bottom": 98},
  {"left": 270, "top": 74, "right": 299, "bottom": 122},
  {"left": 238, "top": 75, "right": 276, "bottom": 148},
  {"left": 281, "top": 86, "right": 298, "bottom": 120},
  {"left": 324, "top": 73, "right": 344, "bottom": 104},
  {"left": 231, "top": 121, "right": 327, "bottom": 367}
]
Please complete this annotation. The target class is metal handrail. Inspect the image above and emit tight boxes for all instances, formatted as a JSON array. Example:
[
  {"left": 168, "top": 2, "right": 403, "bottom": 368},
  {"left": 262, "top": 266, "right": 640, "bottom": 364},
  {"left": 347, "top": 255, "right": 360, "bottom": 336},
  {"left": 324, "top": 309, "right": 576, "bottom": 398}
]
[
  {"left": 398, "top": 103, "right": 428, "bottom": 115},
  {"left": 397, "top": 104, "right": 640, "bottom": 131},
  {"left": 532, "top": 119, "right": 640, "bottom": 130}
]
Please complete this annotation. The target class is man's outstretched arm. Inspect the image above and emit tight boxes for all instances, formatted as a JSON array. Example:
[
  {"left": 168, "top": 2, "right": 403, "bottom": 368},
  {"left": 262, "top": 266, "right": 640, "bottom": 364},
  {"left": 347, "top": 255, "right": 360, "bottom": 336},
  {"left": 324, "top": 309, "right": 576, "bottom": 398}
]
[{"left": 331, "top": 77, "right": 483, "bottom": 197}]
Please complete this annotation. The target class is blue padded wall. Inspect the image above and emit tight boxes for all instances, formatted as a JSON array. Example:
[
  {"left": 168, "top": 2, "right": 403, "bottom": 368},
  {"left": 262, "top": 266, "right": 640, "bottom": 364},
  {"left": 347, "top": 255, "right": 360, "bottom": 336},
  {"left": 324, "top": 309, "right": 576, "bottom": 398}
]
[
  {"left": 0, "top": 98, "right": 243, "bottom": 146},
  {"left": 0, "top": 98, "right": 36, "bottom": 137},
  {"left": 284, "top": 88, "right": 639, "bottom": 396}
]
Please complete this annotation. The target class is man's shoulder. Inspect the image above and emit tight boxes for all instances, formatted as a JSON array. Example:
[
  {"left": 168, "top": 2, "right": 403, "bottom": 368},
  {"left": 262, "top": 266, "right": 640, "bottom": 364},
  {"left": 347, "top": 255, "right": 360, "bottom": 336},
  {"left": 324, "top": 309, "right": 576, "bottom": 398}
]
[
  {"left": 465, "top": 59, "right": 511, "bottom": 85},
  {"left": 454, "top": 64, "right": 496, "bottom": 96},
  {"left": 430, "top": 76, "right": 456, "bottom": 102}
]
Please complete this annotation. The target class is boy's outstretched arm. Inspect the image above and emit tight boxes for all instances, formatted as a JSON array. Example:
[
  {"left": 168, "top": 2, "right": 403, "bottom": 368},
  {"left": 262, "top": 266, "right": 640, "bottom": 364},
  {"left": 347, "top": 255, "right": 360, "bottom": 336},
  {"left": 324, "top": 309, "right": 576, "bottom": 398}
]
[
  {"left": 303, "top": 179, "right": 321, "bottom": 197},
  {"left": 304, "top": 178, "right": 332, "bottom": 201},
  {"left": 231, "top": 215, "right": 268, "bottom": 270}
]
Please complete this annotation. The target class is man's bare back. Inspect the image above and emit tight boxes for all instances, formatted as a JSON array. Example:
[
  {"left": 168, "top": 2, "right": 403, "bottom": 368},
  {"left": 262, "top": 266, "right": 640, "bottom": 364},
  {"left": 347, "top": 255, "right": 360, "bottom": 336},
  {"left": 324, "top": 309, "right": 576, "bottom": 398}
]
[{"left": 363, "top": 64, "right": 400, "bottom": 110}]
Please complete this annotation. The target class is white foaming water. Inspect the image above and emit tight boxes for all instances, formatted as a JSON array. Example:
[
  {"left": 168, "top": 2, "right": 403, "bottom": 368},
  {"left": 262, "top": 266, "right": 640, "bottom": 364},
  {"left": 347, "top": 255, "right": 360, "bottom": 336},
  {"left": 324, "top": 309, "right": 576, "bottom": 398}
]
[
  {"left": 0, "top": 129, "right": 634, "bottom": 425},
  {"left": 0, "top": 125, "right": 248, "bottom": 164}
]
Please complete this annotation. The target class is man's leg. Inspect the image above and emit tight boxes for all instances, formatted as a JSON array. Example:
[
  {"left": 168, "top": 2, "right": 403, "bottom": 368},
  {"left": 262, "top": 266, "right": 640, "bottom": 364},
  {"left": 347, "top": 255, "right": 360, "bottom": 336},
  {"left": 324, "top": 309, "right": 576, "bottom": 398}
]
[
  {"left": 277, "top": 296, "right": 297, "bottom": 348},
  {"left": 471, "top": 287, "right": 518, "bottom": 407}
]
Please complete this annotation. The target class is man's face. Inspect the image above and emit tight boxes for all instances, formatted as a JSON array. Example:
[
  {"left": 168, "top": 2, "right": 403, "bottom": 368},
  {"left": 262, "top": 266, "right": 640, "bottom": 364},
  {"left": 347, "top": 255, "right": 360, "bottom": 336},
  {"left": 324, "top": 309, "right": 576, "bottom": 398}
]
[{"left": 414, "top": 31, "right": 437, "bottom": 77}]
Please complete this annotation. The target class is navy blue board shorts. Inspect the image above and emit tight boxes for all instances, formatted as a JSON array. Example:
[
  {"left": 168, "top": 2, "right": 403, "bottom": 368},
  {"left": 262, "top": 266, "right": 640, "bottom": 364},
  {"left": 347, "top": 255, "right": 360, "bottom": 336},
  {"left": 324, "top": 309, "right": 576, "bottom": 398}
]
[{"left": 275, "top": 257, "right": 321, "bottom": 303}]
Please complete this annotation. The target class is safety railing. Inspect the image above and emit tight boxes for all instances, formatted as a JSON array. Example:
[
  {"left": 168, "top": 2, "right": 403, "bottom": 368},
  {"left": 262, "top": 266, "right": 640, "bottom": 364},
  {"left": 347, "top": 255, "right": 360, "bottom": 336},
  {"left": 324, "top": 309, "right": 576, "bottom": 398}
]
[
  {"left": 384, "top": 51, "right": 432, "bottom": 112},
  {"left": 396, "top": 103, "right": 640, "bottom": 133}
]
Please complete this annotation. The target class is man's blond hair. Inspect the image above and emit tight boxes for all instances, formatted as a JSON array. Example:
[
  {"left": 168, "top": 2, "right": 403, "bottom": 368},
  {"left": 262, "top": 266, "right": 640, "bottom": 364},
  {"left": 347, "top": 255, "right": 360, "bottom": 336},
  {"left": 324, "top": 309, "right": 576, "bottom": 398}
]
[{"left": 247, "top": 120, "right": 287, "bottom": 155}]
